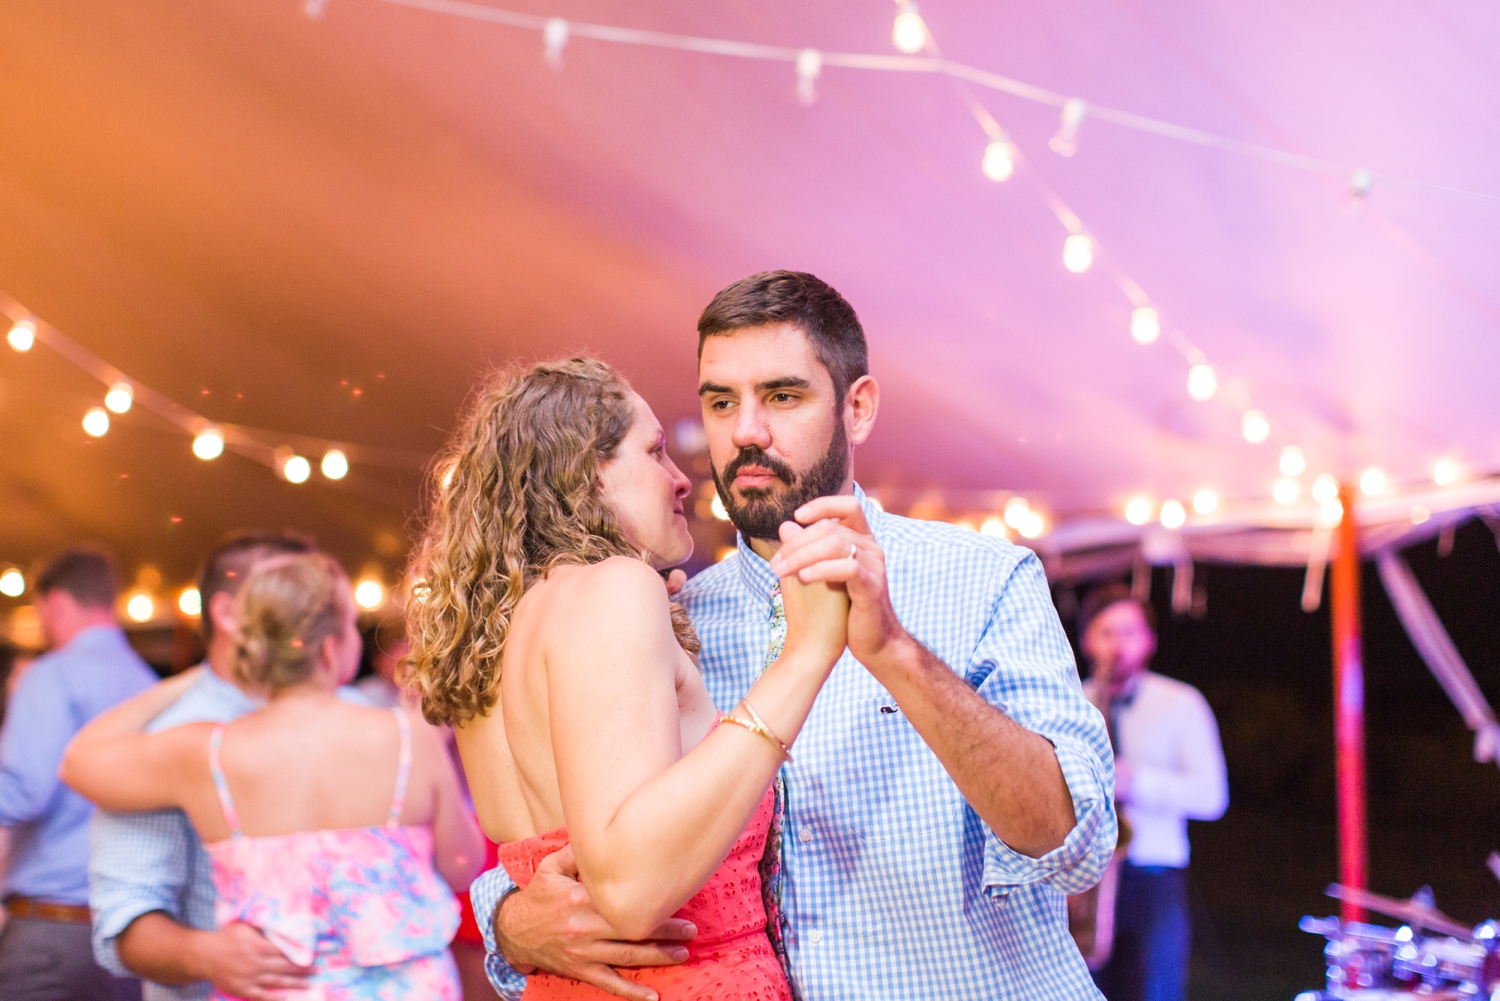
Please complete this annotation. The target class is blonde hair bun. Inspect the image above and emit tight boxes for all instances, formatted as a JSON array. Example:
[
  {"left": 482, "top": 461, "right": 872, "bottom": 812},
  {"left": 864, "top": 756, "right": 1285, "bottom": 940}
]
[{"left": 234, "top": 553, "right": 351, "bottom": 691}]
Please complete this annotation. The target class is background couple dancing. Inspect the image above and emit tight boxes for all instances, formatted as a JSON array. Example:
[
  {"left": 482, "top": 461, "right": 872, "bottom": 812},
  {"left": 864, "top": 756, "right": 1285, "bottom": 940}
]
[{"left": 67, "top": 271, "right": 1118, "bottom": 1001}]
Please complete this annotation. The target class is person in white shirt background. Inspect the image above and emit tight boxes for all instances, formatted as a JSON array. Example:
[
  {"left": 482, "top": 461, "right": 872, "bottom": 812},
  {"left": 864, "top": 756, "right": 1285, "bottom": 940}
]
[{"left": 1080, "top": 582, "right": 1228, "bottom": 1001}]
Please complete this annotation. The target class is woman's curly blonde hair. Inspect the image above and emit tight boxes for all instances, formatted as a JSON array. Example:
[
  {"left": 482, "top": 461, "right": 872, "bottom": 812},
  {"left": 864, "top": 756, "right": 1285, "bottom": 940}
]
[{"left": 405, "top": 357, "right": 698, "bottom": 726}]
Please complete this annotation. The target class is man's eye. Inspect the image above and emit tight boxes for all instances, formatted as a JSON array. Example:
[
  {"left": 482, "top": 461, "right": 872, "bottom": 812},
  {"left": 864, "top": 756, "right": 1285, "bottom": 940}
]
[
  {"left": 772, "top": 393, "right": 795, "bottom": 403},
  {"left": 711, "top": 399, "right": 733, "bottom": 410}
]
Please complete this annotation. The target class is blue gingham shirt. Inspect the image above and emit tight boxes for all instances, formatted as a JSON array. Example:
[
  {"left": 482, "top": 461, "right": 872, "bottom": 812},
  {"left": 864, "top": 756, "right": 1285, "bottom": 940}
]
[
  {"left": 472, "top": 485, "right": 1116, "bottom": 1000},
  {"left": 89, "top": 668, "right": 374, "bottom": 1000}
]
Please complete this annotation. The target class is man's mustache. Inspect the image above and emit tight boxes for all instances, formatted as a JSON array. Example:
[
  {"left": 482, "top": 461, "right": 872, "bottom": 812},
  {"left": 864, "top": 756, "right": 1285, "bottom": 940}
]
[{"left": 720, "top": 447, "right": 796, "bottom": 488}]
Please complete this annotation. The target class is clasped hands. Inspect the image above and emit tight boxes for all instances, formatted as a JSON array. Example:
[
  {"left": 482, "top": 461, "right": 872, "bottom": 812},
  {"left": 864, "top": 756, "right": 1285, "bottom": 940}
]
[{"left": 769, "top": 495, "right": 912, "bottom": 674}]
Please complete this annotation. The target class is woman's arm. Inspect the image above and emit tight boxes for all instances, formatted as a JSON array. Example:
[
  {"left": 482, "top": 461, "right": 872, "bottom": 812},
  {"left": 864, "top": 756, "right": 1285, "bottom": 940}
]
[
  {"left": 550, "top": 557, "right": 846, "bottom": 940},
  {"left": 59, "top": 669, "right": 207, "bottom": 811},
  {"left": 412, "top": 714, "right": 486, "bottom": 891}
]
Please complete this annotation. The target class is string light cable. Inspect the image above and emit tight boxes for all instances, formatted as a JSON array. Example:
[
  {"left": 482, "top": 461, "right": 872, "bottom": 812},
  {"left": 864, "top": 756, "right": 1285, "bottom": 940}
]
[
  {"left": 358, "top": 0, "right": 1500, "bottom": 206},
  {"left": 0, "top": 290, "right": 429, "bottom": 495}
]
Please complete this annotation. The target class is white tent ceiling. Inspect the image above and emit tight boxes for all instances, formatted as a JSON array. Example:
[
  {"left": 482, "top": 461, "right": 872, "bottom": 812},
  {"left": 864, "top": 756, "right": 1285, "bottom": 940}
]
[{"left": 1, "top": 0, "right": 1497, "bottom": 588}]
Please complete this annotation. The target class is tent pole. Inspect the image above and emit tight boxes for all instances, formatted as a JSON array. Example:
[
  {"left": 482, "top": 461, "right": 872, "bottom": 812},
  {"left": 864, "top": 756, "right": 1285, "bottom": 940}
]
[{"left": 1332, "top": 482, "right": 1367, "bottom": 922}]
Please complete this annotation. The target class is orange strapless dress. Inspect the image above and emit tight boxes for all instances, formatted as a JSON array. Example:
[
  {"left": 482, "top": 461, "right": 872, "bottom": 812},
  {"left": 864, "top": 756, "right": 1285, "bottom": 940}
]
[{"left": 497, "top": 788, "right": 791, "bottom": 1001}]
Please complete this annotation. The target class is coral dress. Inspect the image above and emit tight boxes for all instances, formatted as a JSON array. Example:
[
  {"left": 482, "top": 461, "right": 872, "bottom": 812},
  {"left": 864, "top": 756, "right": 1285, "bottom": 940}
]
[
  {"left": 205, "top": 708, "right": 463, "bottom": 1001},
  {"left": 499, "top": 787, "right": 792, "bottom": 1001}
]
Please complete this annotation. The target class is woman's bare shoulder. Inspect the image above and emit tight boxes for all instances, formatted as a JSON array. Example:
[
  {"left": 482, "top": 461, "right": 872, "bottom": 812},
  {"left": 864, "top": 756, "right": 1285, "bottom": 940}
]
[{"left": 540, "top": 557, "right": 670, "bottom": 613}]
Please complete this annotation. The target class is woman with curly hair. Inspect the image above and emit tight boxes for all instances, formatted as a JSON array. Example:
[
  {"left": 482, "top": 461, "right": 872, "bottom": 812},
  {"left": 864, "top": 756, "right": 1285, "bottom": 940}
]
[
  {"left": 405, "top": 358, "right": 849, "bottom": 1000},
  {"left": 62, "top": 553, "right": 485, "bottom": 999}
]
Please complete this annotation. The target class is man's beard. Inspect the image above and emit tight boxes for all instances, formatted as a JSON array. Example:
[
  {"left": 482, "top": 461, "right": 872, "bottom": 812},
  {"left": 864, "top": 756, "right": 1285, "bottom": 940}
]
[{"left": 711, "top": 421, "right": 849, "bottom": 542}]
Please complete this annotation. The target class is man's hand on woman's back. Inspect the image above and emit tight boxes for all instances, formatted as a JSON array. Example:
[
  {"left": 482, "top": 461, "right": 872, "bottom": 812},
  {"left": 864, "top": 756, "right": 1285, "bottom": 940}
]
[{"left": 496, "top": 844, "right": 696, "bottom": 1001}]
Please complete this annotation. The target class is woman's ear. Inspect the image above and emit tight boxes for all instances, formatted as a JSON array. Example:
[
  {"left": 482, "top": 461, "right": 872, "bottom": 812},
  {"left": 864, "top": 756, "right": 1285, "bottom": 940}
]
[{"left": 320, "top": 633, "right": 342, "bottom": 677}]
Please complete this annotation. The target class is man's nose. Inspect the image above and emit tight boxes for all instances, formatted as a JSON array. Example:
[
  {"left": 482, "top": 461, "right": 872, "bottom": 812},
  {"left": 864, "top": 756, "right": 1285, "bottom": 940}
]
[{"left": 731, "top": 399, "right": 772, "bottom": 451}]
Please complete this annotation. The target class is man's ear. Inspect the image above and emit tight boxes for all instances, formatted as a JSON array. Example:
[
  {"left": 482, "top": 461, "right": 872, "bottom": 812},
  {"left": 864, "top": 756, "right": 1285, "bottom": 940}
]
[
  {"left": 844, "top": 375, "right": 880, "bottom": 446},
  {"left": 208, "top": 590, "right": 238, "bottom": 639}
]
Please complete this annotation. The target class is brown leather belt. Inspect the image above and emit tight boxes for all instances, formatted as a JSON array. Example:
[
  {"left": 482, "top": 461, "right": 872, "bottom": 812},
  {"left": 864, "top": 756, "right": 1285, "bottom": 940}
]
[{"left": 3, "top": 895, "right": 92, "bottom": 923}]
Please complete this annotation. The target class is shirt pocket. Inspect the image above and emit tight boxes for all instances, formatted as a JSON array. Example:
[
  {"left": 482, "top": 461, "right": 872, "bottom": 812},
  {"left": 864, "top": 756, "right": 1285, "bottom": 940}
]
[{"left": 834, "top": 697, "right": 963, "bottom": 841}]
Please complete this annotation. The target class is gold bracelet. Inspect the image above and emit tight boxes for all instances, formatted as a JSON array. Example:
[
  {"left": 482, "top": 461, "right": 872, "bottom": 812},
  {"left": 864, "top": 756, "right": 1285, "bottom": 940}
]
[{"left": 721, "top": 700, "right": 793, "bottom": 762}]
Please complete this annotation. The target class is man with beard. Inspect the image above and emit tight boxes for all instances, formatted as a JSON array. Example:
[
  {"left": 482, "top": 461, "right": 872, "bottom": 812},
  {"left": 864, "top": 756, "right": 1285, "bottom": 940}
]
[{"left": 471, "top": 271, "right": 1116, "bottom": 1001}]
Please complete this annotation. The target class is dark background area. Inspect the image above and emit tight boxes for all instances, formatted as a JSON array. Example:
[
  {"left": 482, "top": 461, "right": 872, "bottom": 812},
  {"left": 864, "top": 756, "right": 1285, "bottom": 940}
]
[{"left": 1057, "top": 519, "right": 1500, "bottom": 1000}]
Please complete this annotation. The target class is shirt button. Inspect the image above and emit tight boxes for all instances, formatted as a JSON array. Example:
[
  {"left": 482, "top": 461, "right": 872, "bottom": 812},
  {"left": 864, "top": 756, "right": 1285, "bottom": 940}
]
[
  {"left": 809, "top": 928, "right": 822, "bottom": 944},
  {"left": 798, "top": 826, "right": 813, "bottom": 843}
]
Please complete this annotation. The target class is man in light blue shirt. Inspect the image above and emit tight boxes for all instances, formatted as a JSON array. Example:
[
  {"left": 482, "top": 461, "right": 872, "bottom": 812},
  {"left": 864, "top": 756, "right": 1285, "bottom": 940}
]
[
  {"left": 470, "top": 272, "right": 1116, "bottom": 1001},
  {"left": 89, "top": 533, "right": 322, "bottom": 1001},
  {"left": 0, "top": 546, "right": 156, "bottom": 1000}
]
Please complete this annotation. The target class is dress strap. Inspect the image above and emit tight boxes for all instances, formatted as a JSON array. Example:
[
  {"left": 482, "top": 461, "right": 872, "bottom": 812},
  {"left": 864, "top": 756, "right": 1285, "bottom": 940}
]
[
  {"left": 208, "top": 724, "right": 244, "bottom": 838},
  {"left": 387, "top": 707, "right": 412, "bottom": 826}
]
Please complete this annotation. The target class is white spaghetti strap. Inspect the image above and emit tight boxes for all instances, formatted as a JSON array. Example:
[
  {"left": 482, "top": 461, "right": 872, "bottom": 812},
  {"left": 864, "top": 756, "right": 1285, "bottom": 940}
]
[
  {"left": 387, "top": 707, "right": 412, "bottom": 826},
  {"left": 208, "top": 724, "right": 244, "bottom": 838}
]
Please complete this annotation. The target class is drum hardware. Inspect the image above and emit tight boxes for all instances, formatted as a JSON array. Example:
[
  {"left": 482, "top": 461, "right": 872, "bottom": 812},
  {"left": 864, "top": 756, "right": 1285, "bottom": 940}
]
[{"left": 1295, "top": 884, "right": 1500, "bottom": 1000}]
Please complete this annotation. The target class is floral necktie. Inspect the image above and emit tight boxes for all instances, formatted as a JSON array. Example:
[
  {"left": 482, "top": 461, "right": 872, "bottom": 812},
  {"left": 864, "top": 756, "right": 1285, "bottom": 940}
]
[{"left": 757, "top": 582, "right": 795, "bottom": 988}]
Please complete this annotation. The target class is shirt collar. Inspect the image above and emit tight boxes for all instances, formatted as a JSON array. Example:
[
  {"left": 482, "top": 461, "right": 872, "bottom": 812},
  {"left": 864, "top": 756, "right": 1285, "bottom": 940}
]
[
  {"left": 65, "top": 623, "right": 129, "bottom": 652},
  {"left": 198, "top": 661, "right": 264, "bottom": 713},
  {"left": 734, "top": 482, "right": 883, "bottom": 604}
]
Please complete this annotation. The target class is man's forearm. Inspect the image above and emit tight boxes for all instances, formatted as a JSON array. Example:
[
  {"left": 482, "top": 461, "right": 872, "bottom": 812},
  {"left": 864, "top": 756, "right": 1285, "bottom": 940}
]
[
  {"left": 117, "top": 912, "right": 209, "bottom": 986},
  {"left": 869, "top": 636, "right": 1075, "bottom": 857}
]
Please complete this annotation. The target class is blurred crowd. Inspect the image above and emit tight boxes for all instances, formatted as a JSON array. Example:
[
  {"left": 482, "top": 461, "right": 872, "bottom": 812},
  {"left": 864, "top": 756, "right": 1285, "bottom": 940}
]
[
  {"left": 0, "top": 531, "right": 1229, "bottom": 1001},
  {"left": 0, "top": 535, "right": 496, "bottom": 1001}
]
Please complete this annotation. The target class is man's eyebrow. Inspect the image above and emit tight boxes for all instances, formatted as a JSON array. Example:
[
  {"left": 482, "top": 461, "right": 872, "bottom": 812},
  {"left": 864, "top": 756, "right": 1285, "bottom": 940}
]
[
  {"left": 757, "top": 377, "right": 811, "bottom": 392},
  {"left": 698, "top": 381, "right": 733, "bottom": 397}
]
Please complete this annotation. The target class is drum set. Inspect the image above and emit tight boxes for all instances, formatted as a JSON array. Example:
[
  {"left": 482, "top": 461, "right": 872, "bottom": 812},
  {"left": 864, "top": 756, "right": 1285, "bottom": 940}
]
[{"left": 1297, "top": 883, "right": 1500, "bottom": 999}]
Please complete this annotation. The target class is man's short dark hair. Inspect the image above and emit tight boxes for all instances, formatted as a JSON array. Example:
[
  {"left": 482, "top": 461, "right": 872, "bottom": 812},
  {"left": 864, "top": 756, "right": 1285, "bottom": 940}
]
[
  {"left": 197, "top": 531, "right": 315, "bottom": 642},
  {"left": 1078, "top": 581, "right": 1157, "bottom": 638},
  {"left": 34, "top": 546, "right": 120, "bottom": 609},
  {"left": 698, "top": 271, "right": 869, "bottom": 405}
]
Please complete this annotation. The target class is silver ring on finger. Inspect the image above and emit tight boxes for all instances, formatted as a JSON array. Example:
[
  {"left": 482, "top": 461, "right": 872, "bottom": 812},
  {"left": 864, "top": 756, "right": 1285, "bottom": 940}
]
[{"left": 848, "top": 543, "right": 859, "bottom": 560}]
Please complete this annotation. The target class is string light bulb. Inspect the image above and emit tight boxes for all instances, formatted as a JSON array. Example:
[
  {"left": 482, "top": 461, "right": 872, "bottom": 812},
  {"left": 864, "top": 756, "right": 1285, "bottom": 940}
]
[
  {"left": 796, "top": 48, "right": 822, "bottom": 105},
  {"left": 1049, "top": 98, "right": 1087, "bottom": 157},
  {"left": 891, "top": 2, "right": 927, "bottom": 53},
  {"left": 1433, "top": 460, "right": 1458, "bottom": 486},
  {"left": 178, "top": 587, "right": 201, "bottom": 617},
  {"left": 1124, "top": 496, "right": 1154, "bottom": 526},
  {"left": 980, "top": 516, "right": 1007, "bottom": 537},
  {"left": 1159, "top": 499, "right": 1186, "bottom": 530},
  {"left": 1279, "top": 446, "right": 1306, "bottom": 477},
  {"left": 321, "top": 448, "right": 349, "bottom": 480},
  {"left": 1130, "top": 307, "right": 1160, "bottom": 344},
  {"left": 282, "top": 455, "right": 311, "bottom": 484},
  {"left": 7, "top": 318, "right": 35, "bottom": 352},
  {"left": 354, "top": 578, "right": 386, "bottom": 610},
  {"left": 1241, "top": 410, "right": 1270, "bottom": 443},
  {"left": 104, "top": 382, "right": 134, "bottom": 414},
  {"left": 1359, "top": 467, "right": 1386, "bottom": 496},
  {"left": 82, "top": 407, "right": 110, "bottom": 437},
  {"left": 1312, "top": 473, "right": 1338, "bottom": 504},
  {"left": 126, "top": 592, "right": 155, "bottom": 623},
  {"left": 1187, "top": 364, "right": 1217, "bottom": 401},
  {"left": 710, "top": 495, "right": 730, "bottom": 521},
  {"left": 1192, "top": 489, "right": 1219, "bottom": 515},
  {"left": 982, "top": 139, "right": 1016, "bottom": 182},
  {"left": 1273, "top": 478, "right": 1300, "bottom": 504},
  {"left": 192, "top": 428, "right": 225, "bottom": 461},
  {"left": 1003, "top": 497, "right": 1031, "bottom": 530},
  {"left": 1062, "top": 234, "right": 1094, "bottom": 273},
  {"left": 1017, "top": 510, "right": 1046, "bottom": 539},
  {"left": 0, "top": 568, "right": 24, "bottom": 597}
]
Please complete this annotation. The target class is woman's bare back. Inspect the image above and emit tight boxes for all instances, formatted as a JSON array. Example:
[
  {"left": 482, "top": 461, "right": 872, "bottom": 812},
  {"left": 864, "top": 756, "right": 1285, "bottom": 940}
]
[{"left": 461, "top": 559, "right": 717, "bottom": 844}]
